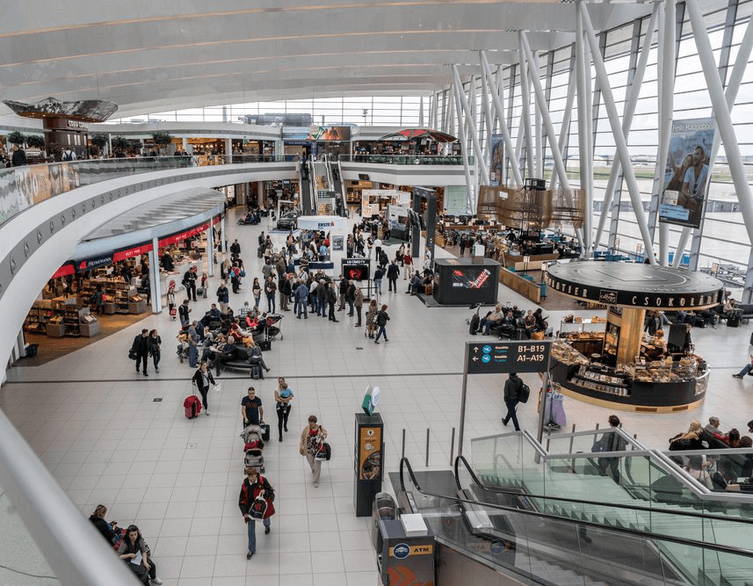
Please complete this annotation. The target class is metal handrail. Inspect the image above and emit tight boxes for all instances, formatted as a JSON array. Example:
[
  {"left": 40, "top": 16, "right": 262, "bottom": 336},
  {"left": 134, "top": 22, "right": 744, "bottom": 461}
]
[
  {"left": 454, "top": 454, "right": 753, "bottom": 526},
  {"left": 0, "top": 409, "right": 138, "bottom": 585},
  {"left": 398, "top": 456, "right": 753, "bottom": 559}
]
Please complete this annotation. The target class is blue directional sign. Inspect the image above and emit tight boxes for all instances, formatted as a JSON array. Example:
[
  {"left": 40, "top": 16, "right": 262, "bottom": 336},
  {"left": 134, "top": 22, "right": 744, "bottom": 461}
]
[{"left": 466, "top": 341, "right": 551, "bottom": 374}]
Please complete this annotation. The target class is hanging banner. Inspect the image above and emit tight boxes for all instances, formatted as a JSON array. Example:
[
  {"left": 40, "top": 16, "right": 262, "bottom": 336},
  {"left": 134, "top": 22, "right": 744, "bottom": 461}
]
[
  {"left": 659, "top": 118, "right": 715, "bottom": 229},
  {"left": 490, "top": 133, "right": 505, "bottom": 186},
  {"left": 158, "top": 222, "right": 210, "bottom": 247}
]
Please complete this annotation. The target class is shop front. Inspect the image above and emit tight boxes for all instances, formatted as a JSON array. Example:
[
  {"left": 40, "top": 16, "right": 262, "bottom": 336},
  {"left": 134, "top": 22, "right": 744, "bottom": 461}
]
[{"left": 545, "top": 261, "right": 723, "bottom": 412}]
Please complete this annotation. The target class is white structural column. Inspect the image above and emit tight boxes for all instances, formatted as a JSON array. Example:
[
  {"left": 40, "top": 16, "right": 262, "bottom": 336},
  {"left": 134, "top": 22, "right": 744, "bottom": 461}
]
[
  {"left": 549, "top": 60, "right": 577, "bottom": 192},
  {"left": 480, "top": 51, "right": 523, "bottom": 187},
  {"left": 207, "top": 222, "right": 215, "bottom": 278},
  {"left": 593, "top": 3, "right": 659, "bottom": 250},
  {"left": 150, "top": 238, "right": 162, "bottom": 314},
  {"left": 518, "top": 33, "right": 535, "bottom": 179},
  {"left": 452, "top": 65, "right": 490, "bottom": 186},
  {"left": 575, "top": 1, "right": 593, "bottom": 256},
  {"left": 533, "top": 50, "right": 543, "bottom": 179},
  {"left": 480, "top": 70, "right": 494, "bottom": 160},
  {"left": 419, "top": 97, "right": 425, "bottom": 128},
  {"left": 225, "top": 138, "right": 232, "bottom": 163},
  {"left": 220, "top": 215, "right": 227, "bottom": 253},
  {"left": 580, "top": 3, "right": 656, "bottom": 264},
  {"left": 520, "top": 32, "right": 585, "bottom": 250},
  {"left": 451, "top": 76, "right": 476, "bottom": 213},
  {"left": 673, "top": 8, "right": 753, "bottom": 267},
  {"left": 655, "top": 0, "right": 675, "bottom": 266}
]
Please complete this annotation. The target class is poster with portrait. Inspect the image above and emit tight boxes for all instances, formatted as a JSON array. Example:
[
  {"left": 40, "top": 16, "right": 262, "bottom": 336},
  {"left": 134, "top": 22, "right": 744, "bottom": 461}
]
[
  {"left": 490, "top": 134, "right": 505, "bottom": 186},
  {"left": 659, "top": 118, "right": 715, "bottom": 229}
]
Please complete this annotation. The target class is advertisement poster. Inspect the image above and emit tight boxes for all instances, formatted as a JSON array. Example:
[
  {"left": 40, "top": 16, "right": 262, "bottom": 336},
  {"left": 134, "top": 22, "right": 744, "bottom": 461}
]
[
  {"left": 659, "top": 118, "right": 715, "bottom": 229},
  {"left": 358, "top": 426, "right": 381, "bottom": 480},
  {"left": 490, "top": 133, "right": 505, "bottom": 186},
  {"left": 307, "top": 125, "right": 351, "bottom": 141}
]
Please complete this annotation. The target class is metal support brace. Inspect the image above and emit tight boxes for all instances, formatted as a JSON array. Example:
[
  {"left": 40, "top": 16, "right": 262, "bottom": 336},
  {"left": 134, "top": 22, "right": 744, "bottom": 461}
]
[
  {"left": 686, "top": 0, "right": 753, "bottom": 286},
  {"left": 452, "top": 65, "right": 490, "bottom": 186},
  {"left": 575, "top": 2, "right": 593, "bottom": 257},
  {"left": 480, "top": 72, "right": 493, "bottom": 159},
  {"left": 549, "top": 51, "right": 577, "bottom": 193},
  {"left": 520, "top": 33, "right": 585, "bottom": 250},
  {"left": 534, "top": 50, "right": 543, "bottom": 179},
  {"left": 480, "top": 51, "right": 523, "bottom": 187},
  {"left": 580, "top": 2, "right": 656, "bottom": 264},
  {"left": 451, "top": 75, "right": 476, "bottom": 214},
  {"left": 518, "top": 33, "right": 535, "bottom": 179},
  {"left": 594, "top": 4, "right": 659, "bottom": 250}
]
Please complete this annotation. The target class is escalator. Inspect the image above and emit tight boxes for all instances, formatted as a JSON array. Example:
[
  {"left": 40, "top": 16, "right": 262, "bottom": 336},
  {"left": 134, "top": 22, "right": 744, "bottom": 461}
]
[
  {"left": 298, "top": 159, "right": 314, "bottom": 215},
  {"left": 395, "top": 456, "right": 753, "bottom": 586},
  {"left": 329, "top": 156, "right": 347, "bottom": 217}
]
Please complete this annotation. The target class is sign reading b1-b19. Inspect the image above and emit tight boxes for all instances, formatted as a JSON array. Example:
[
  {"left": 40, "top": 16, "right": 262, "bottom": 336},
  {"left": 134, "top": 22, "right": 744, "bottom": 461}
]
[{"left": 466, "top": 341, "right": 551, "bottom": 374}]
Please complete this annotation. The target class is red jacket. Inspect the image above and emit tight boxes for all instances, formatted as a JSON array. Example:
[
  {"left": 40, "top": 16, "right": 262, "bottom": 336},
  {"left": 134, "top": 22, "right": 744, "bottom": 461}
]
[{"left": 238, "top": 476, "right": 275, "bottom": 519}]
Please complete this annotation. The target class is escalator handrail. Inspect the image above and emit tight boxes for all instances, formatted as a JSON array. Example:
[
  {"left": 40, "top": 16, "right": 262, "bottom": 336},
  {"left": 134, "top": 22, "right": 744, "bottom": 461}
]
[
  {"left": 398, "top": 456, "right": 753, "bottom": 559},
  {"left": 453, "top": 454, "right": 753, "bottom": 526}
]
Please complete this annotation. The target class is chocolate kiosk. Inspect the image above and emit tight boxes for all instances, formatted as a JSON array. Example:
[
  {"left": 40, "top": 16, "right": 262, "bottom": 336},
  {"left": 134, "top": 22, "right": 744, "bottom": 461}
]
[{"left": 545, "top": 261, "right": 723, "bottom": 412}]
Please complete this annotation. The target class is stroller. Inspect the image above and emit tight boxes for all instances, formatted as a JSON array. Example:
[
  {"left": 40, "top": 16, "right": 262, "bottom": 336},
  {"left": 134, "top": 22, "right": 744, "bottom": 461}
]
[
  {"left": 265, "top": 313, "right": 284, "bottom": 341},
  {"left": 176, "top": 332, "right": 190, "bottom": 363},
  {"left": 240, "top": 424, "right": 265, "bottom": 472}
]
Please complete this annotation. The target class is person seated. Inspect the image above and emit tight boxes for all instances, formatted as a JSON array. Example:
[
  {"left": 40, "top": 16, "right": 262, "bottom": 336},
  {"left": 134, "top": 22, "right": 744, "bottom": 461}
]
[
  {"left": 118, "top": 524, "right": 163, "bottom": 585},
  {"left": 494, "top": 311, "right": 518, "bottom": 339},
  {"left": 724, "top": 298, "right": 737, "bottom": 315},
  {"left": 511, "top": 305, "right": 524, "bottom": 320},
  {"left": 246, "top": 339, "right": 271, "bottom": 376},
  {"left": 201, "top": 334, "right": 226, "bottom": 362},
  {"left": 408, "top": 272, "right": 422, "bottom": 295},
  {"left": 89, "top": 504, "right": 121, "bottom": 546},
  {"left": 216, "top": 335, "right": 239, "bottom": 375},
  {"left": 533, "top": 308, "right": 548, "bottom": 331},
  {"left": 523, "top": 310, "right": 537, "bottom": 338},
  {"left": 479, "top": 304, "right": 503, "bottom": 335},
  {"left": 668, "top": 421, "right": 704, "bottom": 451},
  {"left": 677, "top": 310, "right": 697, "bottom": 326}
]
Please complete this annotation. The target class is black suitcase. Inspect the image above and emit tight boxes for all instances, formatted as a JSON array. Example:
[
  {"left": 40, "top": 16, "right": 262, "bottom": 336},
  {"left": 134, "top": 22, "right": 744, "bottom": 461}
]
[
  {"left": 728, "top": 316, "right": 740, "bottom": 328},
  {"left": 260, "top": 423, "right": 271, "bottom": 442},
  {"left": 258, "top": 339, "right": 272, "bottom": 351},
  {"left": 469, "top": 314, "right": 480, "bottom": 335},
  {"left": 749, "top": 331, "right": 753, "bottom": 346},
  {"left": 250, "top": 365, "right": 261, "bottom": 379},
  {"left": 257, "top": 247, "right": 264, "bottom": 259}
]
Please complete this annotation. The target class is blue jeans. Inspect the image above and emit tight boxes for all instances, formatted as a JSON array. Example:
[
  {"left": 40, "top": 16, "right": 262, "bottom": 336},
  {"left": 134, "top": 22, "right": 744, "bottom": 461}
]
[
  {"left": 374, "top": 279, "right": 382, "bottom": 294},
  {"left": 503, "top": 399, "right": 520, "bottom": 431},
  {"left": 375, "top": 325, "right": 387, "bottom": 342},
  {"left": 267, "top": 295, "right": 275, "bottom": 313},
  {"left": 738, "top": 363, "right": 753, "bottom": 377},
  {"left": 247, "top": 517, "right": 271, "bottom": 553},
  {"left": 188, "top": 344, "right": 198, "bottom": 368}
]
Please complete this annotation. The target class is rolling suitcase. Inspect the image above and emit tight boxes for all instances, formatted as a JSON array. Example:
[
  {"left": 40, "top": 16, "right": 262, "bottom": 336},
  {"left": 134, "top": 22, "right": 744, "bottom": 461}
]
[
  {"left": 250, "top": 365, "right": 262, "bottom": 379},
  {"left": 183, "top": 394, "right": 202, "bottom": 419},
  {"left": 469, "top": 313, "right": 480, "bottom": 335},
  {"left": 260, "top": 423, "right": 271, "bottom": 442},
  {"left": 728, "top": 315, "right": 740, "bottom": 328},
  {"left": 550, "top": 391, "right": 567, "bottom": 426}
]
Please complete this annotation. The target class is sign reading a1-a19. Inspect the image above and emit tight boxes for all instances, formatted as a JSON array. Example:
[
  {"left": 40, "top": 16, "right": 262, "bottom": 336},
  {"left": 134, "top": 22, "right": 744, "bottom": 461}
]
[{"left": 466, "top": 341, "right": 551, "bottom": 374}]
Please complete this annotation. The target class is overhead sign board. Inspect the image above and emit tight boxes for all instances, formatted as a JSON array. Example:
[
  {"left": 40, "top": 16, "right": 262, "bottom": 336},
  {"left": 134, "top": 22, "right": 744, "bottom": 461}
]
[{"left": 466, "top": 341, "right": 551, "bottom": 374}]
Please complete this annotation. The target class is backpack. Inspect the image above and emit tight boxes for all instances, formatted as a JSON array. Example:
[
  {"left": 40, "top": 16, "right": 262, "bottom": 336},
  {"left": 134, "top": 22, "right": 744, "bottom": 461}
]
[
  {"left": 63, "top": 150, "right": 74, "bottom": 161},
  {"left": 518, "top": 382, "right": 531, "bottom": 404}
]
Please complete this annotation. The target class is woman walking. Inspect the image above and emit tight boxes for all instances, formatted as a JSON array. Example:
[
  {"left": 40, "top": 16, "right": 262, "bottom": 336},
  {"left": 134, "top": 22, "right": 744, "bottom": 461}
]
[
  {"left": 148, "top": 329, "right": 161, "bottom": 373},
  {"left": 238, "top": 467, "right": 275, "bottom": 560},
  {"left": 365, "top": 299, "right": 378, "bottom": 338},
  {"left": 274, "top": 377, "right": 295, "bottom": 442},
  {"left": 192, "top": 360, "right": 215, "bottom": 416},
  {"left": 374, "top": 304, "right": 390, "bottom": 344},
  {"left": 299, "top": 415, "right": 328, "bottom": 488}
]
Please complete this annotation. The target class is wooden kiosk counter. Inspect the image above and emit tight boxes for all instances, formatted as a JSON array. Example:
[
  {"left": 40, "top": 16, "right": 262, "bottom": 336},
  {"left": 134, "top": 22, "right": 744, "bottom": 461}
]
[{"left": 545, "top": 261, "right": 724, "bottom": 412}]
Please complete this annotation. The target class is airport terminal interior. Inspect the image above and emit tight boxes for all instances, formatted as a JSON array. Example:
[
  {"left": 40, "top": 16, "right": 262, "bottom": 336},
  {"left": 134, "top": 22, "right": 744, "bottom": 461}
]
[{"left": 4, "top": 1, "right": 753, "bottom": 585}]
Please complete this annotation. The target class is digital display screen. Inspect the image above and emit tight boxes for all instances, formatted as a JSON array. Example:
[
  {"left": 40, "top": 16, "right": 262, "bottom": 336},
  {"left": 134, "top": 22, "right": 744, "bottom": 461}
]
[
  {"left": 449, "top": 267, "right": 493, "bottom": 290},
  {"left": 342, "top": 258, "right": 370, "bottom": 281}
]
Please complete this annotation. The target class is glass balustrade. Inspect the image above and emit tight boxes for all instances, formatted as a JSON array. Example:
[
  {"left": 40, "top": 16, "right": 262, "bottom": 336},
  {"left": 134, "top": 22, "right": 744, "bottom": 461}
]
[{"left": 339, "top": 154, "right": 473, "bottom": 165}]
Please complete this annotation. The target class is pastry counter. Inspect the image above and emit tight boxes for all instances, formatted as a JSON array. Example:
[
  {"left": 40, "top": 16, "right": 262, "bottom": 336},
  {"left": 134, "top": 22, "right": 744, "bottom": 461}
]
[{"left": 550, "top": 340, "right": 709, "bottom": 410}]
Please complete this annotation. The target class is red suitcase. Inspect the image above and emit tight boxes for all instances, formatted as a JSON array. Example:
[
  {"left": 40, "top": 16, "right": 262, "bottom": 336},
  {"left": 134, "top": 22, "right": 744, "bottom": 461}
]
[{"left": 183, "top": 395, "right": 202, "bottom": 419}]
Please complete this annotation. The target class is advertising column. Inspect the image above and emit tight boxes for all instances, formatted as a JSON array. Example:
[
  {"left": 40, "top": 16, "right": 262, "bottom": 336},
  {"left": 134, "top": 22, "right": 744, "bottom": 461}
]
[{"left": 354, "top": 412, "right": 384, "bottom": 517}]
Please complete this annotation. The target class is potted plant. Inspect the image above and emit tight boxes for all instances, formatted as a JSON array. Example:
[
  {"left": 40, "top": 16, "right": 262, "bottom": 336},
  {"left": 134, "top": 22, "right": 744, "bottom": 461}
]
[
  {"left": 151, "top": 131, "right": 173, "bottom": 155},
  {"left": 90, "top": 133, "right": 109, "bottom": 156},
  {"left": 7, "top": 131, "right": 26, "bottom": 146},
  {"left": 112, "top": 136, "right": 130, "bottom": 157}
]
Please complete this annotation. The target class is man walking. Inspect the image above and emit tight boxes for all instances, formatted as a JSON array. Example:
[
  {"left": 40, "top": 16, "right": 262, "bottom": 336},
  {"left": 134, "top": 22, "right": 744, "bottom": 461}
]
[
  {"left": 387, "top": 259, "right": 400, "bottom": 292},
  {"left": 501, "top": 372, "right": 523, "bottom": 431},
  {"left": 132, "top": 329, "right": 150, "bottom": 376}
]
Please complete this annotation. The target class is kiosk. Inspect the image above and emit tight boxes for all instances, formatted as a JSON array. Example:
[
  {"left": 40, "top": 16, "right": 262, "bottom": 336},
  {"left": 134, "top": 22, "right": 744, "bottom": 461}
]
[
  {"left": 354, "top": 412, "right": 384, "bottom": 517},
  {"left": 545, "top": 261, "right": 723, "bottom": 412}
]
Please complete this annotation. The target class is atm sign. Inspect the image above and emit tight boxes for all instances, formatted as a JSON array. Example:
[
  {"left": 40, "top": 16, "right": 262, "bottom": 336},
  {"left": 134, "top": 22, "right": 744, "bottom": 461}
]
[{"left": 389, "top": 544, "right": 434, "bottom": 558}]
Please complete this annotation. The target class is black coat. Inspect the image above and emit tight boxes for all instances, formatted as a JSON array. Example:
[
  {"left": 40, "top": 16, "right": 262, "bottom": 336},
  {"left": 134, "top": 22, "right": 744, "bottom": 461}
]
[
  {"left": 132, "top": 334, "right": 149, "bottom": 356},
  {"left": 387, "top": 264, "right": 400, "bottom": 280}
]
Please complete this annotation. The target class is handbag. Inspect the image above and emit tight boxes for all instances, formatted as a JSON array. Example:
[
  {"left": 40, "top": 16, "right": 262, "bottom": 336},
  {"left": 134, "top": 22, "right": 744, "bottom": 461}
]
[{"left": 128, "top": 348, "right": 137, "bottom": 361}]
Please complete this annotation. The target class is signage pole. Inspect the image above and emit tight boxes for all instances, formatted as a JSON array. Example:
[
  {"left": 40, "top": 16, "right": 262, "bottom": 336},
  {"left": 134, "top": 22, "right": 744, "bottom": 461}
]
[{"left": 457, "top": 344, "right": 470, "bottom": 459}]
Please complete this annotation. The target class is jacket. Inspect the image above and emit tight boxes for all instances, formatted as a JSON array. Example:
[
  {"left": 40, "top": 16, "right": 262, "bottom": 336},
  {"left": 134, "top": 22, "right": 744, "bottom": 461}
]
[
  {"left": 239, "top": 475, "right": 275, "bottom": 519},
  {"left": 192, "top": 368, "right": 215, "bottom": 392},
  {"left": 387, "top": 264, "right": 400, "bottom": 279},
  {"left": 354, "top": 288, "right": 364, "bottom": 308},
  {"left": 376, "top": 310, "right": 390, "bottom": 327},
  {"left": 503, "top": 376, "right": 522, "bottom": 402},
  {"left": 132, "top": 334, "right": 149, "bottom": 356},
  {"left": 294, "top": 283, "right": 309, "bottom": 301},
  {"left": 216, "top": 286, "right": 229, "bottom": 303}
]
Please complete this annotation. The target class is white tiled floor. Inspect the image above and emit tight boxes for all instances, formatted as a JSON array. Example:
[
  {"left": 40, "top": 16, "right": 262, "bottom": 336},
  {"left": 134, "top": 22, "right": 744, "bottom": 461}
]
[{"left": 3, "top": 208, "right": 753, "bottom": 585}]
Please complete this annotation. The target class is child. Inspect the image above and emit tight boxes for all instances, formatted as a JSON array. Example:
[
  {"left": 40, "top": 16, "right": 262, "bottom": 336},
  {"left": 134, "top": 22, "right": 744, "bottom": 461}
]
[
  {"left": 201, "top": 273, "right": 209, "bottom": 298},
  {"left": 166, "top": 282, "right": 176, "bottom": 320}
]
